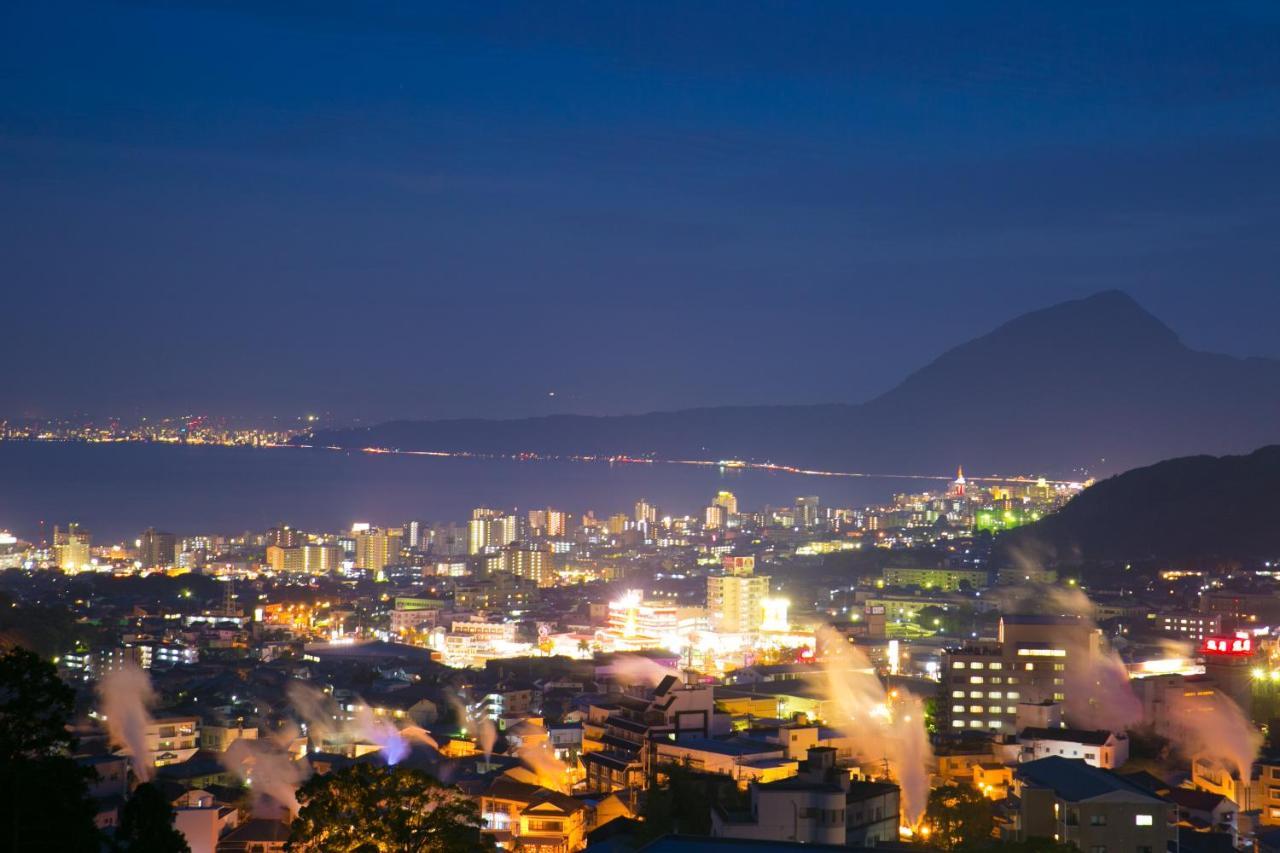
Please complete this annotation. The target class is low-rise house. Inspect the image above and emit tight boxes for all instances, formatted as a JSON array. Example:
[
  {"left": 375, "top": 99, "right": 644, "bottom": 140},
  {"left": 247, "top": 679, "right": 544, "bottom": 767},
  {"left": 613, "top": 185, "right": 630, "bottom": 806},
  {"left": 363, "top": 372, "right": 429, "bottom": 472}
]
[
  {"left": 479, "top": 776, "right": 588, "bottom": 852},
  {"left": 1014, "top": 756, "right": 1176, "bottom": 851},
  {"left": 710, "top": 747, "right": 899, "bottom": 847},
  {"left": 215, "top": 817, "right": 290, "bottom": 853},
  {"left": 1017, "top": 727, "right": 1129, "bottom": 769}
]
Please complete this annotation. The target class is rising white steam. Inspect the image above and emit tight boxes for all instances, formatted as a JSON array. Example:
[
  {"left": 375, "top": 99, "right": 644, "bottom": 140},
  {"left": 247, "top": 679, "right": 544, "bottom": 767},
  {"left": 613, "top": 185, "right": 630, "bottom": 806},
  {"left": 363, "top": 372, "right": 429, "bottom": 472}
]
[
  {"left": 97, "top": 663, "right": 158, "bottom": 781},
  {"left": 815, "top": 625, "right": 932, "bottom": 825},
  {"left": 609, "top": 655, "right": 684, "bottom": 688},
  {"left": 223, "top": 736, "right": 309, "bottom": 817},
  {"left": 286, "top": 681, "right": 435, "bottom": 765},
  {"left": 516, "top": 742, "right": 571, "bottom": 793}
]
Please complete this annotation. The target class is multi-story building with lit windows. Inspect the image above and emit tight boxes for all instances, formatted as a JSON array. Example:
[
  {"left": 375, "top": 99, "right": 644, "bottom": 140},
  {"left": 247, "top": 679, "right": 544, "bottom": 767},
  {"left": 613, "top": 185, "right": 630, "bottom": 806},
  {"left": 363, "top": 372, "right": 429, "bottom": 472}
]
[
  {"left": 941, "top": 615, "right": 1089, "bottom": 734},
  {"left": 53, "top": 523, "right": 92, "bottom": 570},
  {"left": 266, "top": 543, "right": 341, "bottom": 574},
  {"left": 707, "top": 568, "right": 771, "bottom": 635},
  {"left": 881, "top": 567, "right": 990, "bottom": 591},
  {"left": 1148, "top": 610, "right": 1222, "bottom": 642},
  {"left": 352, "top": 525, "right": 402, "bottom": 571}
]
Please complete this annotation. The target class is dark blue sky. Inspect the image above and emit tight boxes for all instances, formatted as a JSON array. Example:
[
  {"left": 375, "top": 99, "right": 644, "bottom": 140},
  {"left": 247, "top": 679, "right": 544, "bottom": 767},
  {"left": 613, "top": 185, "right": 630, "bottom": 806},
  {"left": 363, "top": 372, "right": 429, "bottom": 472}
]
[{"left": 3, "top": 2, "right": 1278, "bottom": 422}]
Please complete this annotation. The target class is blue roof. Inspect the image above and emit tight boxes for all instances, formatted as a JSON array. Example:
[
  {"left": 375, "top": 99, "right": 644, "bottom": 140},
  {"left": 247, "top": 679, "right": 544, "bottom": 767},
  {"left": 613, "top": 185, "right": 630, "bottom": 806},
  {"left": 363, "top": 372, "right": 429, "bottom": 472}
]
[
  {"left": 658, "top": 737, "right": 781, "bottom": 757},
  {"left": 1017, "top": 756, "right": 1166, "bottom": 803}
]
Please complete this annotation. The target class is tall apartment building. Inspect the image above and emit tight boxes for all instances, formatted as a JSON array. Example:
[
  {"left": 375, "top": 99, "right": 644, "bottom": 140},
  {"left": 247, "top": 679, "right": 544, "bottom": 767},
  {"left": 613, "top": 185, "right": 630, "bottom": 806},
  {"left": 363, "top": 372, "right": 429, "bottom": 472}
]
[
  {"left": 353, "top": 526, "right": 403, "bottom": 572},
  {"left": 545, "top": 509, "right": 568, "bottom": 537},
  {"left": 266, "top": 543, "right": 342, "bottom": 575},
  {"left": 487, "top": 547, "right": 556, "bottom": 588},
  {"left": 138, "top": 528, "right": 177, "bottom": 568},
  {"left": 707, "top": 557, "right": 771, "bottom": 634},
  {"left": 53, "top": 523, "right": 91, "bottom": 570},
  {"left": 941, "top": 615, "right": 1091, "bottom": 734},
  {"left": 634, "top": 499, "right": 658, "bottom": 524}
]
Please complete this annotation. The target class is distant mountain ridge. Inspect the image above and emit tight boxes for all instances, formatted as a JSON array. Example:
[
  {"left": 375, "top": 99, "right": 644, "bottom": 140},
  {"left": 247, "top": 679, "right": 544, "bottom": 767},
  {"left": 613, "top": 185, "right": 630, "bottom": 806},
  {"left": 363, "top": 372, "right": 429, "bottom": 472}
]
[
  {"left": 995, "top": 445, "right": 1280, "bottom": 566},
  {"left": 304, "top": 291, "right": 1280, "bottom": 477}
]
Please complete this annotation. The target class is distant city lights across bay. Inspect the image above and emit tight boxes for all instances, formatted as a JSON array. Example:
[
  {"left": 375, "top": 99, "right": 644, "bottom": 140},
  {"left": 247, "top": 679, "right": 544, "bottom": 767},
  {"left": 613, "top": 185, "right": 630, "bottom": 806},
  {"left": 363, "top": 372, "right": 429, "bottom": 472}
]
[{"left": 317, "top": 443, "right": 1086, "bottom": 488}]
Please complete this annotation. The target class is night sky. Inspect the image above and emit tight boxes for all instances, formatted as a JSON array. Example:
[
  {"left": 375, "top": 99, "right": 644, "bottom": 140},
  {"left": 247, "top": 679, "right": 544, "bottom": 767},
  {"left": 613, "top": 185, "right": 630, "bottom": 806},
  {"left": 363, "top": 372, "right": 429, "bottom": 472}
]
[{"left": 3, "top": 2, "right": 1278, "bottom": 423}]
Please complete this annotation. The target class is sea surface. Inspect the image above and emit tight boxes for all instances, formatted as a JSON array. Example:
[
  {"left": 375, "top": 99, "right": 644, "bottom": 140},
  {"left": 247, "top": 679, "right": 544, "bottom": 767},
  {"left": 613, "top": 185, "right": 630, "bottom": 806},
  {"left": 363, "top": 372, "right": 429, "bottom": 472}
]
[{"left": 0, "top": 442, "right": 901, "bottom": 542}]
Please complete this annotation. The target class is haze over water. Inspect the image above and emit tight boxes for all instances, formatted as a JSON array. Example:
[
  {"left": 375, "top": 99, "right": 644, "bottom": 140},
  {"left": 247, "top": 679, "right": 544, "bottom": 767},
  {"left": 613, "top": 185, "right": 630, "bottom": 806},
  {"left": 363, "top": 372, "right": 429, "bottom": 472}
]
[{"left": 0, "top": 442, "right": 897, "bottom": 541}]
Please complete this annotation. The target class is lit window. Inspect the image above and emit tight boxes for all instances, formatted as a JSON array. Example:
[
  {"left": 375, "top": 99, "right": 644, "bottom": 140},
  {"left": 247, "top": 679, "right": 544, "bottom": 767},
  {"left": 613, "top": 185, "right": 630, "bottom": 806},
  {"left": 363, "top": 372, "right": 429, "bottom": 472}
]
[
  {"left": 970, "top": 676, "right": 984, "bottom": 684},
  {"left": 952, "top": 705, "right": 965, "bottom": 713},
  {"left": 1135, "top": 815, "right": 1152, "bottom": 826},
  {"left": 970, "top": 662, "right": 985, "bottom": 670},
  {"left": 989, "top": 662, "right": 1003, "bottom": 670},
  {"left": 988, "top": 692, "right": 1003, "bottom": 699},
  {"left": 952, "top": 720, "right": 965, "bottom": 728},
  {"left": 952, "top": 691, "right": 965, "bottom": 698}
]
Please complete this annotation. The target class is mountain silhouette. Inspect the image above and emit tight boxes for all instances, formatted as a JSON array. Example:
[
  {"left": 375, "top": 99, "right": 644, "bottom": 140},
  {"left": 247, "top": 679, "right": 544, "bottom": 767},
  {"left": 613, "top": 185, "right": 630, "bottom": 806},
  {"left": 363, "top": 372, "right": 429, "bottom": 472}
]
[
  {"left": 304, "top": 291, "right": 1280, "bottom": 477},
  {"left": 995, "top": 444, "right": 1280, "bottom": 566}
]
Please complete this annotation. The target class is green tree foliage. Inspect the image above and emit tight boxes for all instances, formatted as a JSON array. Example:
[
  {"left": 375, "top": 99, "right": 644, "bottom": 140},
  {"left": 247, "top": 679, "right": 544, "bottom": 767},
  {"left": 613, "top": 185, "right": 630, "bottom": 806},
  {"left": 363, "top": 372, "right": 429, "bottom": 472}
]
[
  {"left": 922, "top": 782, "right": 995, "bottom": 852},
  {"left": 0, "top": 646, "right": 102, "bottom": 850},
  {"left": 114, "top": 782, "right": 191, "bottom": 853},
  {"left": 287, "top": 763, "right": 488, "bottom": 852}
]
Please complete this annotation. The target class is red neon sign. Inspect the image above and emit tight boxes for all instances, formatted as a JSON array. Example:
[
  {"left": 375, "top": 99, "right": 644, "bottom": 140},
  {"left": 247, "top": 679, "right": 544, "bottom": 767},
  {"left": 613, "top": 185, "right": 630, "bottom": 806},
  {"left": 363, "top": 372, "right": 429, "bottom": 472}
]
[{"left": 1201, "top": 635, "right": 1252, "bottom": 656}]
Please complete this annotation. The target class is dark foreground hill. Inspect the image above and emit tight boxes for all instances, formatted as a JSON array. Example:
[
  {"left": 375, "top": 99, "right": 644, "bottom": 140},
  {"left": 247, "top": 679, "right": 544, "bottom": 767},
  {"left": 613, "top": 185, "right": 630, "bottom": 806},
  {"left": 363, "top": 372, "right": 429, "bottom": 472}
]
[
  {"left": 304, "top": 291, "right": 1280, "bottom": 477},
  {"left": 995, "top": 445, "right": 1280, "bottom": 567}
]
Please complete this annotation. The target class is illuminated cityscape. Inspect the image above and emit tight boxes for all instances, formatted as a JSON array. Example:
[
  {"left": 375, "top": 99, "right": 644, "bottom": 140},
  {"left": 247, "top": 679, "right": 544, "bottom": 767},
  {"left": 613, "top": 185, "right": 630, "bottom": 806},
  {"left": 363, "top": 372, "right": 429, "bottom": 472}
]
[{"left": 3, "top": 2, "right": 1278, "bottom": 851}]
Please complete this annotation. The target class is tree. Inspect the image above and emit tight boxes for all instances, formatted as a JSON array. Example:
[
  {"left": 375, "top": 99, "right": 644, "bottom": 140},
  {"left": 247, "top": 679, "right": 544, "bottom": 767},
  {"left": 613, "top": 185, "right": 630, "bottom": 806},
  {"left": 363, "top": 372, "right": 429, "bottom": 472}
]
[
  {"left": 114, "top": 782, "right": 191, "bottom": 852},
  {"left": 0, "top": 645, "right": 102, "bottom": 850},
  {"left": 922, "top": 783, "right": 995, "bottom": 852},
  {"left": 287, "top": 763, "right": 488, "bottom": 852}
]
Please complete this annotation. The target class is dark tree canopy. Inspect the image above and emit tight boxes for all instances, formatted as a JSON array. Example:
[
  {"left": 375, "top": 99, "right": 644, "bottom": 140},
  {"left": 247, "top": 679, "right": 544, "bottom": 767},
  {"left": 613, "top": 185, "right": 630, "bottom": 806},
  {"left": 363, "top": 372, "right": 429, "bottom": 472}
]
[
  {"left": 288, "top": 763, "right": 487, "bottom": 852},
  {"left": 0, "top": 646, "right": 102, "bottom": 851},
  {"left": 923, "top": 782, "right": 995, "bottom": 852},
  {"left": 0, "top": 645, "right": 77, "bottom": 761},
  {"left": 114, "top": 782, "right": 191, "bottom": 853}
]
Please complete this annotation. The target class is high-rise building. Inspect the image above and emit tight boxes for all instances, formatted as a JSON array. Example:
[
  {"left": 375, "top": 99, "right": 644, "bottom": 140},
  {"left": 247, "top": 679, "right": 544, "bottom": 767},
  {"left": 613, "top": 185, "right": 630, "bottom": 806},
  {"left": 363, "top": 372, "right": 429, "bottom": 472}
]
[
  {"left": 468, "top": 518, "right": 493, "bottom": 555},
  {"left": 607, "top": 514, "right": 629, "bottom": 535},
  {"left": 704, "top": 504, "right": 727, "bottom": 530},
  {"left": 353, "top": 526, "right": 403, "bottom": 572},
  {"left": 545, "top": 509, "right": 568, "bottom": 538},
  {"left": 488, "top": 547, "right": 556, "bottom": 588},
  {"left": 266, "top": 525, "right": 303, "bottom": 548},
  {"left": 634, "top": 499, "right": 658, "bottom": 524},
  {"left": 940, "top": 615, "right": 1092, "bottom": 734},
  {"left": 53, "top": 523, "right": 91, "bottom": 570},
  {"left": 796, "top": 496, "right": 820, "bottom": 528},
  {"left": 714, "top": 491, "right": 738, "bottom": 516},
  {"left": 707, "top": 571, "right": 771, "bottom": 634},
  {"left": 493, "top": 514, "right": 519, "bottom": 547},
  {"left": 407, "top": 520, "right": 422, "bottom": 549},
  {"left": 266, "top": 543, "right": 342, "bottom": 575},
  {"left": 138, "top": 528, "right": 176, "bottom": 568}
]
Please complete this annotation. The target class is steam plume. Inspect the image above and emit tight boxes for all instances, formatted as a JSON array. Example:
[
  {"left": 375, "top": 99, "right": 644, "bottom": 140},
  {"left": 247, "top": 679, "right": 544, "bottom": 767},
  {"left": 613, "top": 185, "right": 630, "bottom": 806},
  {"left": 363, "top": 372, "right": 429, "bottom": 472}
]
[
  {"left": 97, "top": 663, "right": 157, "bottom": 781},
  {"left": 517, "top": 742, "right": 570, "bottom": 793},
  {"left": 223, "top": 737, "right": 309, "bottom": 817},
  {"left": 816, "top": 626, "right": 932, "bottom": 824},
  {"left": 609, "top": 655, "right": 683, "bottom": 688}
]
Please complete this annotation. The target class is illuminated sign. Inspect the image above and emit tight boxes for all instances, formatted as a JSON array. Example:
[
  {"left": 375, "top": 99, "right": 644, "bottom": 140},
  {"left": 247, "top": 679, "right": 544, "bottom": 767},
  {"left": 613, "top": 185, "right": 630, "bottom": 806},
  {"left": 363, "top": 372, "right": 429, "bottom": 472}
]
[{"left": 1201, "top": 634, "right": 1252, "bottom": 656}]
